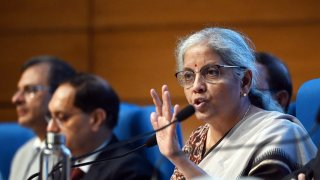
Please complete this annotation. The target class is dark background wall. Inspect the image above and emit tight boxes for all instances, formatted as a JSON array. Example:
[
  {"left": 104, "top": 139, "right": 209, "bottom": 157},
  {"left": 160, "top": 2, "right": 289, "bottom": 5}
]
[{"left": 1, "top": 0, "right": 319, "bottom": 140}]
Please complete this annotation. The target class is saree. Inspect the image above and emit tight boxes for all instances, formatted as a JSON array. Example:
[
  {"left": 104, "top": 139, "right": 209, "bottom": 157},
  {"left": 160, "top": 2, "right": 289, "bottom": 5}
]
[{"left": 171, "top": 106, "right": 317, "bottom": 180}]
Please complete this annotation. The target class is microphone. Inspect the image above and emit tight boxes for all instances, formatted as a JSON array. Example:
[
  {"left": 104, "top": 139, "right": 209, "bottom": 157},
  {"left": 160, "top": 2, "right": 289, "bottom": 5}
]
[
  {"left": 72, "top": 105, "right": 195, "bottom": 179},
  {"left": 27, "top": 104, "right": 195, "bottom": 180},
  {"left": 75, "top": 104, "right": 195, "bottom": 159},
  {"left": 145, "top": 104, "right": 195, "bottom": 147},
  {"left": 145, "top": 135, "right": 157, "bottom": 148},
  {"left": 72, "top": 105, "right": 195, "bottom": 167},
  {"left": 76, "top": 104, "right": 195, "bottom": 162},
  {"left": 175, "top": 104, "right": 196, "bottom": 122}
]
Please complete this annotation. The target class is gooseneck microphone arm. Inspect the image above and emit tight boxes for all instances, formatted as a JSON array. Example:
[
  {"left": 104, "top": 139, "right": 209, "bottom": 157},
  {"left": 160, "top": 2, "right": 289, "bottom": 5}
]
[
  {"left": 73, "top": 104, "right": 195, "bottom": 161},
  {"left": 74, "top": 104, "right": 195, "bottom": 165},
  {"left": 27, "top": 104, "right": 195, "bottom": 180},
  {"left": 74, "top": 144, "right": 146, "bottom": 168}
]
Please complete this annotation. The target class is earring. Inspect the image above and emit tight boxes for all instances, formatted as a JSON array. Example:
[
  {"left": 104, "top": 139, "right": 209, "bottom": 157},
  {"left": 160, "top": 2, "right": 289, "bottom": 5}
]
[{"left": 242, "top": 92, "right": 247, "bottom": 97}]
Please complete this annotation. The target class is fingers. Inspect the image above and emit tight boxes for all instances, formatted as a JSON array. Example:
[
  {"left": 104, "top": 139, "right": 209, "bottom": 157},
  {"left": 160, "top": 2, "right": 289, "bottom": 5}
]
[
  {"left": 150, "top": 112, "right": 159, "bottom": 130},
  {"left": 150, "top": 85, "right": 172, "bottom": 116},
  {"left": 150, "top": 88, "right": 162, "bottom": 115},
  {"left": 298, "top": 173, "right": 306, "bottom": 180},
  {"left": 162, "top": 85, "right": 173, "bottom": 121},
  {"left": 172, "top": 104, "right": 180, "bottom": 122}
]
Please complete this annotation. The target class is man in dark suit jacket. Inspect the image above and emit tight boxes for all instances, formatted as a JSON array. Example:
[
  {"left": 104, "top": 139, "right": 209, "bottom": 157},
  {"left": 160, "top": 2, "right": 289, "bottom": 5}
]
[
  {"left": 81, "top": 135, "right": 152, "bottom": 180},
  {"left": 47, "top": 73, "right": 153, "bottom": 180}
]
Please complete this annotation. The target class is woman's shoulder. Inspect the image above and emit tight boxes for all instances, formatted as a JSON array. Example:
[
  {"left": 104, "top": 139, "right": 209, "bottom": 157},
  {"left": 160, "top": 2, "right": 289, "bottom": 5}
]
[
  {"left": 249, "top": 106, "right": 303, "bottom": 130},
  {"left": 238, "top": 107, "right": 317, "bottom": 172},
  {"left": 239, "top": 106, "right": 314, "bottom": 147}
]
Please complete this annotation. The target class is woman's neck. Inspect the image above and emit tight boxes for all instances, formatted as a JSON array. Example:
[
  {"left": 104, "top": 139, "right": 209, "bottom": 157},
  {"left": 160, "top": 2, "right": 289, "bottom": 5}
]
[{"left": 205, "top": 103, "right": 252, "bottom": 150}]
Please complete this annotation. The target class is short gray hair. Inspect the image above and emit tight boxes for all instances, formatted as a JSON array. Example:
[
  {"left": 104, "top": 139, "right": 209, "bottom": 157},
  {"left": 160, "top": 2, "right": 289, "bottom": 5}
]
[
  {"left": 176, "top": 27, "right": 257, "bottom": 87},
  {"left": 175, "top": 27, "right": 283, "bottom": 112}
]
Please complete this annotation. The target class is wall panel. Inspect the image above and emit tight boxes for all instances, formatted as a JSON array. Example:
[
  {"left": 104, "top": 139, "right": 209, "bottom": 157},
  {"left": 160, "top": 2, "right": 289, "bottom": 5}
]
[
  {"left": 238, "top": 25, "right": 320, "bottom": 98},
  {"left": 0, "top": 0, "right": 89, "bottom": 30},
  {"left": 94, "top": 0, "right": 320, "bottom": 27},
  {"left": 0, "top": 33, "right": 89, "bottom": 120},
  {"left": 94, "top": 29, "right": 191, "bottom": 104}
]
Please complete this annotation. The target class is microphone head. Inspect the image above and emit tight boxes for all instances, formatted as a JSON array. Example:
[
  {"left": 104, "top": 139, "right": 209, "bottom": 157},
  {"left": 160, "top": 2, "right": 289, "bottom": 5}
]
[
  {"left": 145, "top": 135, "right": 157, "bottom": 148},
  {"left": 175, "top": 105, "right": 195, "bottom": 122}
]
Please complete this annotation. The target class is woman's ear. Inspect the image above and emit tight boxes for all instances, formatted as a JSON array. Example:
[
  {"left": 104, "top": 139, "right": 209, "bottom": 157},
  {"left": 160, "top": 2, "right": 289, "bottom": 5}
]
[
  {"left": 90, "top": 108, "right": 106, "bottom": 132},
  {"left": 241, "top": 70, "right": 253, "bottom": 96}
]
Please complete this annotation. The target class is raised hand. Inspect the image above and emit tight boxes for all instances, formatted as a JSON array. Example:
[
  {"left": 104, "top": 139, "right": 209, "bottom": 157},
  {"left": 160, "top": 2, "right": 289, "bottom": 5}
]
[{"left": 150, "top": 85, "right": 182, "bottom": 159}]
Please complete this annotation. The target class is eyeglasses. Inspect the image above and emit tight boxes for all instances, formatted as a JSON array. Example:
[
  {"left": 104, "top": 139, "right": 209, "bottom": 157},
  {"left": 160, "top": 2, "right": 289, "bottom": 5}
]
[
  {"left": 175, "top": 64, "right": 246, "bottom": 88},
  {"left": 48, "top": 111, "right": 85, "bottom": 124},
  {"left": 14, "top": 85, "right": 49, "bottom": 99}
]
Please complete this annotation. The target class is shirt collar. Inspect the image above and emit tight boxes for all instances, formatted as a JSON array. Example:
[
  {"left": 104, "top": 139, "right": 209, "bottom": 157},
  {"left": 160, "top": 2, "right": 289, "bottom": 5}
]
[
  {"left": 33, "top": 137, "right": 46, "bottom": 150},
  {"left": 75, "top": 136, "right": 112, "bottom": 173}
]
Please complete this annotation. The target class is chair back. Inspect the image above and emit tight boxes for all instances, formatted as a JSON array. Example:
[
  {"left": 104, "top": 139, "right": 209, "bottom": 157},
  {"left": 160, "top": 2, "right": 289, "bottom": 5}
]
[
  {"left": 114, "top": 103, "right": 184, "bottom": 180},
  {"left": 296, "top": 78, "right": 320, "bottom": 145},
  {"left": 0, "top": 123, "right": 34, "bottom": 180},
  {"left": 287, "top": 101, "right": 296, "bottom": 116}
]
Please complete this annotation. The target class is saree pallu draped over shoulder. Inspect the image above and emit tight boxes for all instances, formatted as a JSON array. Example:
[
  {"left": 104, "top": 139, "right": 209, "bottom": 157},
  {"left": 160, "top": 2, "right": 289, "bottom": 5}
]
[{"left": 171, "top": 106, "right": 317, "bottom": 180}]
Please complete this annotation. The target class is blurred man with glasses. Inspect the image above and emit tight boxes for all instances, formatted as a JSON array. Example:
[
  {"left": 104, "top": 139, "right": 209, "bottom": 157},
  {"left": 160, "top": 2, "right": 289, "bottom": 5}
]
[
  {"left": 9, "top": 56, "right": 76, "bottom": 180},
  {"left": 255, "top": 52, "right": 293, "bottom": 113}
]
